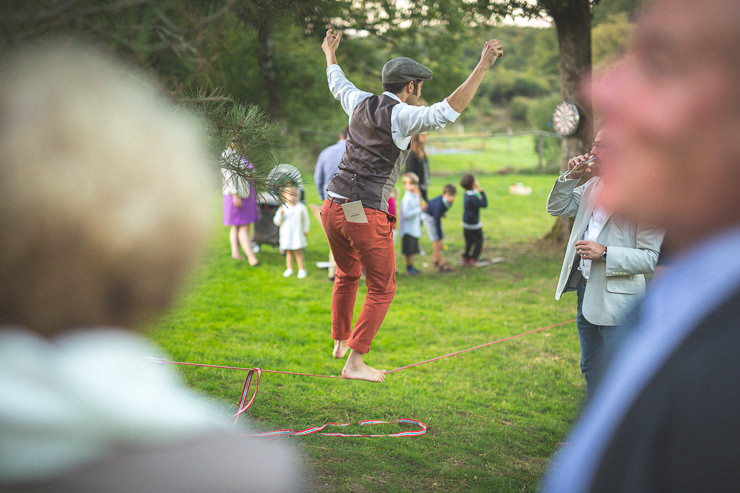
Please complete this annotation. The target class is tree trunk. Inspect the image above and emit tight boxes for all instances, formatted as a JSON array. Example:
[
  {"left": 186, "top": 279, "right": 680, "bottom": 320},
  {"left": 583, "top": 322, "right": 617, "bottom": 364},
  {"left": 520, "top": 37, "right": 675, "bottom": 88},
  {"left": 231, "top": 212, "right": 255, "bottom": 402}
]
[
  {"left": 257, "top": 24, "right": 281, "bottom": 119},
  {"left": 552, "top": 0, "right": 593, "bottom": 166},
  {"left": 543, "top": 0, "right": 593, "bottom": 243}
]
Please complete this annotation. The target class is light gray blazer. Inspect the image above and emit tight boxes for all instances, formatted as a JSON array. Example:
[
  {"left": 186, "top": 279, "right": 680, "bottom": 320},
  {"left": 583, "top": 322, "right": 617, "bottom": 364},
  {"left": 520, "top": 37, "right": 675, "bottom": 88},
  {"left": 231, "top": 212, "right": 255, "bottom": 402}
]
[{"left": 547, "top": 176, "right": 664, "bottom": 326}]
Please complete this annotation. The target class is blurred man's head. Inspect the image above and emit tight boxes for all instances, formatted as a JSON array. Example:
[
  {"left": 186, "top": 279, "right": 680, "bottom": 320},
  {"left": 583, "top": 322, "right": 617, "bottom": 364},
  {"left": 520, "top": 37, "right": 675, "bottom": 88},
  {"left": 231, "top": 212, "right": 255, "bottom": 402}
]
[
  {"left": 593, "top": 0, "right": 740, "bottom": 250},
  {"left": 590, "top": 130, "right": 609, "bottom": 176}
]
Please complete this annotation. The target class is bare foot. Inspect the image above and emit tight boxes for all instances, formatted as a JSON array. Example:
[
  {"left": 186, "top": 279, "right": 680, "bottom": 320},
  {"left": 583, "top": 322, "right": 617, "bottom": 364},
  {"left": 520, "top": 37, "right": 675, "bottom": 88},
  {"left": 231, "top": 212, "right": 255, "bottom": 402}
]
[
  {"left": 332, "top": 340, "right": 349, "bottom": 359},
  {"left": 232, "top": 255, "right": 244, "bottom": 260},
  {"left": 341, "top": 360, "right": 386, "bottom": 382}
]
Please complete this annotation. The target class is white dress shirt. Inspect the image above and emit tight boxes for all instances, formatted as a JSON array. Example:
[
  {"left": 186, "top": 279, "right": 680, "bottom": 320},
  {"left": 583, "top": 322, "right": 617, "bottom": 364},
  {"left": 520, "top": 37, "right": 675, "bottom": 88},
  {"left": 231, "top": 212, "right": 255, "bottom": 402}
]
[
  {"left": 578, "top": 206, "right": 609, "bottom": 280},
  {"left": 326, "top": 64, "right": 460, "bottom": 151}
]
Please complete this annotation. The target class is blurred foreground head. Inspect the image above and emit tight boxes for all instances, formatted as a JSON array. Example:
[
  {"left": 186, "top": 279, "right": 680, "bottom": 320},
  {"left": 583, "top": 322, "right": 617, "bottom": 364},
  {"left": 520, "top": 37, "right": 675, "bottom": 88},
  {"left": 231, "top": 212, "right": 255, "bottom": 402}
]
[
  {"left": 592, "top": 0, "right": 740, "bottom": 250},
  {"left": 0, "top": 42, "right": 214, "bottom": 335}
]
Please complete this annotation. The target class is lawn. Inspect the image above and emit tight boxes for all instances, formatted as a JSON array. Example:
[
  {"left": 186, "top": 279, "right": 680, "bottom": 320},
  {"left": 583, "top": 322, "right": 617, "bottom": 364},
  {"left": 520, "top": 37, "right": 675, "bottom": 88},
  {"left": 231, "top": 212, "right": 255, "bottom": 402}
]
[
  {"left": 424, "top": 133, "right": 559, "bottom": 175},
  {"left": 149, "top": 167, "right": 585, "bottom": 492}
]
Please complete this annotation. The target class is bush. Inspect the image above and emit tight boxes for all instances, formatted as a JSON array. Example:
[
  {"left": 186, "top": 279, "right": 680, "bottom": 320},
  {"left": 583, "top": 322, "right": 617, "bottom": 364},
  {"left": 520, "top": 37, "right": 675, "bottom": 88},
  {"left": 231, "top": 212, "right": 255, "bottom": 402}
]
[
  {"left": 512, "top": 73, "right": 550, "bottom": 98},
  {"left": 486, "top": 69, "right": 551, "bottom": 104},
  {"left": 510, "top": 96, "right": 532, "bottom": 121},
  {"left": 527, "top": 93, "right": 564, "bottom": 167}
]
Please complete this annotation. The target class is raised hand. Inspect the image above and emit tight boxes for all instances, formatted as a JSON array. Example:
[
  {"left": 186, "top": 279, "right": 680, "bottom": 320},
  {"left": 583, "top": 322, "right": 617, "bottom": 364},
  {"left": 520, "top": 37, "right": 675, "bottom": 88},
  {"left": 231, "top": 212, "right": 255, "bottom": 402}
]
[
  {"left": 480, "top": 39, "right": 504, "bottom": 69},
  {"left": 322, "top": 28, "right": 343, "bottom": 65},
  {"left": 565, "top": 153, "right": 595, "bottom": 179}
]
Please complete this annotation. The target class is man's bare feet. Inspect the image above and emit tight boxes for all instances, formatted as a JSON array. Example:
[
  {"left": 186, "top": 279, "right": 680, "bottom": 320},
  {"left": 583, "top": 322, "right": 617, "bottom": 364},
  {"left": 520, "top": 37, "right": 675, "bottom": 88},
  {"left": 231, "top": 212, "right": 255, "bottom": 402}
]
[
  {"left": 341, "top": 361, "right": 386, "bottom": 382},
  {"left": 332, "top": 339, "right": 349, "bottom": 359},
  {"left": 341, "top": 351, "right": 385, "bottom": 382}
]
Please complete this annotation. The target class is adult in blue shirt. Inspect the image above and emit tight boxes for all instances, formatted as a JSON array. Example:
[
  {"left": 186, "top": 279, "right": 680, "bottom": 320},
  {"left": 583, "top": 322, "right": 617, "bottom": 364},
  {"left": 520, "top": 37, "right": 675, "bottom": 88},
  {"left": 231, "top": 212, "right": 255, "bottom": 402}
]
[
  {"left": 314, "top": 128, "right": 347, "bottom": 201},
  {"left": 314, "top": 128, "right": 347, "bottom": 281}
]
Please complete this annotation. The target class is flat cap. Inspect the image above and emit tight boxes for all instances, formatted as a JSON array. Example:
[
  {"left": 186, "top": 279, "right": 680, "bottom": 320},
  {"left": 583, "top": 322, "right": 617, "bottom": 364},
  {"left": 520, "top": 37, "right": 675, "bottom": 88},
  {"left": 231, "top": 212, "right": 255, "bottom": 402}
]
[{"left": 381, "top": 57, "right": 433, "bottom": 85}]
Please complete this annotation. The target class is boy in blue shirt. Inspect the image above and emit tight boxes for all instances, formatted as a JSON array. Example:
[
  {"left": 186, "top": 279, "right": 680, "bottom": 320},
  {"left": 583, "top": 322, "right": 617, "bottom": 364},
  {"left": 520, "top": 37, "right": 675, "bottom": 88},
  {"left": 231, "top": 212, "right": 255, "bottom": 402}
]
[
  {"left": 399, "top": 172, "right": 425, "bottom": 275},
  {"left": 421, "top": 184, "right": 456, "bottom": 272},
  {"left": 460, "top": 174, "right": 488, "bottom": 266}
]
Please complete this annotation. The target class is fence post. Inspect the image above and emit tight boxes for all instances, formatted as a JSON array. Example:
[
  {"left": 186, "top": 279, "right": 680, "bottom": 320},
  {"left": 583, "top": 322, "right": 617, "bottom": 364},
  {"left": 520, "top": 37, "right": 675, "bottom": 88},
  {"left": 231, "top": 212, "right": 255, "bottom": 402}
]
[
  {"left": 507, "top": 127, "right": 513, "bottom": 152},
  {"left": 538, "top": 132, "right": 544, "bottom": 171}
]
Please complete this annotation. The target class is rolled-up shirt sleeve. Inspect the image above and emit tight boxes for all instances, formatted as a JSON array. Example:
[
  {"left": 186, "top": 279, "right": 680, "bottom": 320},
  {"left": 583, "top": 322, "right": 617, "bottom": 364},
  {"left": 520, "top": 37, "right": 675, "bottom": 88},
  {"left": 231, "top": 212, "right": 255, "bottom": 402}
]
[
  {"left": 326, "top": 64, "right": 373, "bottom": 117},
  {"left": 393, "top": 100, "right": 460, "bottom": 138},
  {"left": 327, "top": 64, "right": 461, "bottom": 150}
]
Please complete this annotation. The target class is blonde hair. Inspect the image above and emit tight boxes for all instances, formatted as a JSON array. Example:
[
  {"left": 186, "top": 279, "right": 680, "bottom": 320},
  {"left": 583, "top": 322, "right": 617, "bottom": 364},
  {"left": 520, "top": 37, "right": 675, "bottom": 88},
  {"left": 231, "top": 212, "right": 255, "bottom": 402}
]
[
  {"left": 0, "top": 42, "right": 215, "bottom": 334},
  {"left": 403, "top": 172, "right": 420, "bottom": 184}
]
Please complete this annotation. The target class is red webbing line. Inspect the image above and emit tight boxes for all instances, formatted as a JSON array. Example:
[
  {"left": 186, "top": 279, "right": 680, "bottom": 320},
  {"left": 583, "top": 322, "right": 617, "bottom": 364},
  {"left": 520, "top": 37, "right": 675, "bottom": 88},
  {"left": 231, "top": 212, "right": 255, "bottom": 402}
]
[
  {"left": 249, "top": 418, "right": 427, "bottom": 438},
  {"left": 158, "top": 359, "right": 341, "bottom": 379},
  {"left": 233, "top": 368, "right": 261, "bottom": 425},
  {"left": 385, "top": 318, "right": 576, "bottom": 374},
  {"left": 153, "top": 318, "right": 575, "bottom": 438}
]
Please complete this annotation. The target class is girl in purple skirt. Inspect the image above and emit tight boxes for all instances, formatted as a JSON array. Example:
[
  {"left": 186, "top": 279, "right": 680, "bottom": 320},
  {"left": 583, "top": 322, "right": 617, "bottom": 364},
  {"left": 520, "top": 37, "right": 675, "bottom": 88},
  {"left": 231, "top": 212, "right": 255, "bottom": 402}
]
[{"left": 222, "top": 145, "right": 259, "bottom": 266}]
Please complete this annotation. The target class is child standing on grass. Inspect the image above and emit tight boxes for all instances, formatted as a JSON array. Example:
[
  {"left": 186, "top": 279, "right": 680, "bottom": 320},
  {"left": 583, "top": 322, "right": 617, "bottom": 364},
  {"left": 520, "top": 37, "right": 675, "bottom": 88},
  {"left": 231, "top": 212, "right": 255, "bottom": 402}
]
[
  {"left": 399, "top": 172, "right": 425, "bottom": 275},
  {"left": 421, "top": 184, "right": 456, "bottom": 272},
  {"left": 274, "top": 185, "right": 310, "bottom": 279},
  {"left": 460, "top": 174, "right": 488, "bottom": 266}
]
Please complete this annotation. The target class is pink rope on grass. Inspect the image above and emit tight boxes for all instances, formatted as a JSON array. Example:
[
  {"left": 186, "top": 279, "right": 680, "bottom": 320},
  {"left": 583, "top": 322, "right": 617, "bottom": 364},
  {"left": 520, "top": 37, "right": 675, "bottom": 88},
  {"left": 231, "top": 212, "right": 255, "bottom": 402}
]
[
  {"left": 250, "top": 418, "right": 427, "bottom": 438},
  {"left": 156, "top": 318, "right": 576, "bottom": 437},
  {"left": 156, "top": 318, "right": 576, "bottom": 378},
  {"left": 156, "top": 359, "right": 341, "bottom": 379},
  {"left": 233, "top": 368, "right": 261, "bottom": 425},
  {"left": 386, "top": 318, "right": 577, "bottom": 374}
]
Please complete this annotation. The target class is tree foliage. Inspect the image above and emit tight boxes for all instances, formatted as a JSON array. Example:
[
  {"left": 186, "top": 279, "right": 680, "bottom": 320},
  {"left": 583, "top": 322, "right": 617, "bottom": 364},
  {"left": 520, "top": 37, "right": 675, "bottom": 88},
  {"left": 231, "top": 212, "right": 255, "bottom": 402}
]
[
  {"left": 0, "top": 0, "right": 637, "bottom": 186},
  {"left": 0, "top": 0, "right": 287, "bottom": 194}
]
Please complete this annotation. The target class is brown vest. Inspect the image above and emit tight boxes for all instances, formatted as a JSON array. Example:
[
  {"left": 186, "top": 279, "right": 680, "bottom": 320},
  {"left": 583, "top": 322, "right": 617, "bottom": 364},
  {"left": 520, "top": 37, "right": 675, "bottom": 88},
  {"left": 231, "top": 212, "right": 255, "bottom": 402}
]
[{"left": 326, "top": 94, "right": 410, "bottom": 213}]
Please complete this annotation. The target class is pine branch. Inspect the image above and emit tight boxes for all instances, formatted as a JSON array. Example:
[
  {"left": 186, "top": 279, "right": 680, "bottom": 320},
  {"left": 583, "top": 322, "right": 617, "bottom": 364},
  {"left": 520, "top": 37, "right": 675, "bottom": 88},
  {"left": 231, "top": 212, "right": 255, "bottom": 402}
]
[{"left": 182, "top": 88, "right": 292, "bottom": 203}]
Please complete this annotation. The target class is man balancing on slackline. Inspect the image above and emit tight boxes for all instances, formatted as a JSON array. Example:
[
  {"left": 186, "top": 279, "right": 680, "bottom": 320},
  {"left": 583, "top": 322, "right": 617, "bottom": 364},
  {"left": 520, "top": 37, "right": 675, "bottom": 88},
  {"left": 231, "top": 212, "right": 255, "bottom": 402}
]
[{"left": 319, "top": 28, "right": 503, "bottom": 382}]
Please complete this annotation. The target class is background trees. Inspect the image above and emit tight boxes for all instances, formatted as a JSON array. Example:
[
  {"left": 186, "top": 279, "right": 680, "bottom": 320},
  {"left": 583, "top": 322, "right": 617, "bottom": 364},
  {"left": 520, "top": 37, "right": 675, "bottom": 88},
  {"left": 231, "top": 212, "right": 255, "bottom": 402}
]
[{"left": 1, "top": 0, "right": 644, "bottom": 197}]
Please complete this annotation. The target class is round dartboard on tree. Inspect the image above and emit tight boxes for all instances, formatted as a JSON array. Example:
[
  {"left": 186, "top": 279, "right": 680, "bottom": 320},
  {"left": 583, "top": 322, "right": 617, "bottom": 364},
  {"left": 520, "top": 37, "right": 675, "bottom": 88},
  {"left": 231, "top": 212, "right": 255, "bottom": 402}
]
[{"left": 552, "top": 102, "right": 581, "bottom": 138}]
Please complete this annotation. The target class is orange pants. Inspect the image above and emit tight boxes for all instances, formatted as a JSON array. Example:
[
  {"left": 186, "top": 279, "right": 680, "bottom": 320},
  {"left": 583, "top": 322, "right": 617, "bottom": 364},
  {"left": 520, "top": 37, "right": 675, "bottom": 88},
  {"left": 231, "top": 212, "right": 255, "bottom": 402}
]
[{"left": 320, "top": 199, "right": 396, "bottom": 354}]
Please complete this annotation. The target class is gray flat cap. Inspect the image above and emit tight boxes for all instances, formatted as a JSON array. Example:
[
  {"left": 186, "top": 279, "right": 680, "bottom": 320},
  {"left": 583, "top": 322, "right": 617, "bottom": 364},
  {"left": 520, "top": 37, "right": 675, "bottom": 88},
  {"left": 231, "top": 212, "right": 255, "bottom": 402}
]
[{"left": 381, "top": 57, "right": 433, "bottom": 84}]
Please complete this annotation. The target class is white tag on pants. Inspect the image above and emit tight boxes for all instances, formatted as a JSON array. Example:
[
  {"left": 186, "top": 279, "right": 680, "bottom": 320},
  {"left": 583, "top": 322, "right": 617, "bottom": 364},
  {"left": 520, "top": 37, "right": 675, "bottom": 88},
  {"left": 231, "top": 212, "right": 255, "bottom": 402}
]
[{"left": 341, "top": 200, "right": 368, "bottom": 223}]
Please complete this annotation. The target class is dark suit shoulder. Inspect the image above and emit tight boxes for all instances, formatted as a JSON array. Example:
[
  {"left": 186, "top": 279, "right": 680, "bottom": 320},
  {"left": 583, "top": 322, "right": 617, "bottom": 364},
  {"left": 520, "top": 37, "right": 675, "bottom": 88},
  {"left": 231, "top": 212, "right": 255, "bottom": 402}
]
[{"left": 590, "top": 284, "right": 740, "bottom": 493}]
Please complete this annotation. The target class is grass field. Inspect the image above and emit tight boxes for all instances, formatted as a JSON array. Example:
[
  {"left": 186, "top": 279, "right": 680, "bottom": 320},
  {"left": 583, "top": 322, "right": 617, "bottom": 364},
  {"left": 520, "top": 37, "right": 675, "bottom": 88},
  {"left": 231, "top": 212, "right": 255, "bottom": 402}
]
[
  {"left": 424, "top": 133, "right": 560, "bottom": 176},
  {"left": 149, "top": 168, "right": 585, "bottom": 492}
]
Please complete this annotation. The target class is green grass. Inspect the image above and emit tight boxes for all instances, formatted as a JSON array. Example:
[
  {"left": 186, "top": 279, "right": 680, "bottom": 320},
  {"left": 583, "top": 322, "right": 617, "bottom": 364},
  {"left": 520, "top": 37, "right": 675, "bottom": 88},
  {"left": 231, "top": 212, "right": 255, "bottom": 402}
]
[{"left": 149, "top": 170, "right": 584, "bottom": 492}]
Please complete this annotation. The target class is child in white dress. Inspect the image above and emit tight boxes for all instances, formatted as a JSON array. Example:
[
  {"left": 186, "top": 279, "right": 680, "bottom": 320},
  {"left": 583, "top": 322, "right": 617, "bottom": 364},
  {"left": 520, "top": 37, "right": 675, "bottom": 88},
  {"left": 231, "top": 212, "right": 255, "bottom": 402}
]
[{"left": 273, "top": 186, "right": 310, "bottom": 278}]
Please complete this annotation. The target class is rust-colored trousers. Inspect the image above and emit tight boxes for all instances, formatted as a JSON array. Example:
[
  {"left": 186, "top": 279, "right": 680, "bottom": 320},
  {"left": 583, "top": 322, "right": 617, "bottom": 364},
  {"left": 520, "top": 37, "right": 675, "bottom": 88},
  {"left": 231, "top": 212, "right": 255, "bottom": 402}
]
[{"left": 320, "top": 199, "right": 396, "bottom": 354}]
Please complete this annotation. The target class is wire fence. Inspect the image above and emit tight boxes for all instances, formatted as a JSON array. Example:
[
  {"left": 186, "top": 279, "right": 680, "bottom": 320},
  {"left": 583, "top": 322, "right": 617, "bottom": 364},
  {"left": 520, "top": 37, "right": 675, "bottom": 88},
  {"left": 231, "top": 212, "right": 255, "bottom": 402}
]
[
  {"left": 425, "top": 129, "right": 561, "bottom": 172},
  {"left": 298, "top": 128, "right": 563, "bottom": 173}
]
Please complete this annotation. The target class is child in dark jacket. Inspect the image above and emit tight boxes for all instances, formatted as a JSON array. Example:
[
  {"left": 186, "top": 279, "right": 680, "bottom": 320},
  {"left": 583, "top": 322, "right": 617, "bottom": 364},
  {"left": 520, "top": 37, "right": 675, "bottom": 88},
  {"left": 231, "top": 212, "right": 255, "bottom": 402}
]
[
  {"left": 460, "top": 174, "right": 488, "bottom": 265},
  {"left": 421, "top": 184, "right": 456, "bottom": 272}
]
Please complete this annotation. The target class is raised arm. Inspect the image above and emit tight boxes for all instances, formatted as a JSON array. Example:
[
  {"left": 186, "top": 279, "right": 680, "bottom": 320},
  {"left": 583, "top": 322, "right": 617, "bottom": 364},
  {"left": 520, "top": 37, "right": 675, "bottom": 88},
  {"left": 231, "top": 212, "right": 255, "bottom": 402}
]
[
  {"left": 322, "top": 29, "right": 373, "bottom": 117},
  {"left": 446, "top": 39, "right": 503, "bottom": 113}
]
